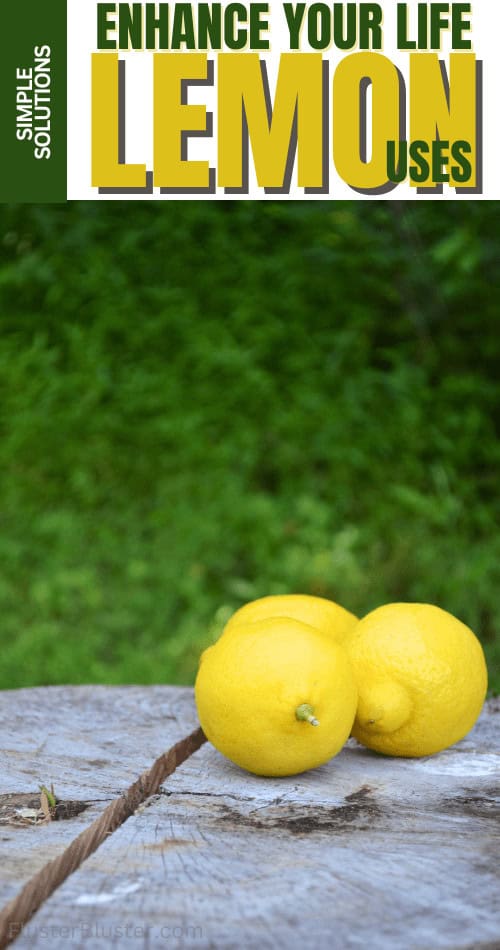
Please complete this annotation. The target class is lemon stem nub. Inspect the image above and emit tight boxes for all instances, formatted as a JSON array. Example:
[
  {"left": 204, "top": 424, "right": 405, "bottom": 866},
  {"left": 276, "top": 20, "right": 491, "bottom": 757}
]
[{"left": 295, "top": 703, "right": 319, "bottom": 727}]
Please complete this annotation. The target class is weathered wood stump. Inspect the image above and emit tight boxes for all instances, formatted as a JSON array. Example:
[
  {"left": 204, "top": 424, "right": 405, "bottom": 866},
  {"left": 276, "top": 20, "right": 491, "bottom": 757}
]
[{"left": 1, "top": 687, "right": 499, "bottom": 949}]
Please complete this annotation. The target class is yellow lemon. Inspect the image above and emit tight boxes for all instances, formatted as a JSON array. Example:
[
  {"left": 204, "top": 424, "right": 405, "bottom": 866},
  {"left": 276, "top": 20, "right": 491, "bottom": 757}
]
[
  {"left": 348, "top": 602, "right": 488, "bottom": 757},
  {"left": 222, "top": 593, "right": 358, "bottom": 645},
  {"left": 195, "top": 616, "right": 358, "bottom": 776}
]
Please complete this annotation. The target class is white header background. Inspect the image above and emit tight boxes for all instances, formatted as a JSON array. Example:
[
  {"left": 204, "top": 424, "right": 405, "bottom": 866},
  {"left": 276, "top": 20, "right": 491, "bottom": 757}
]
[{"left": 67, "top": 1, "right": 500, "bottom": 199}]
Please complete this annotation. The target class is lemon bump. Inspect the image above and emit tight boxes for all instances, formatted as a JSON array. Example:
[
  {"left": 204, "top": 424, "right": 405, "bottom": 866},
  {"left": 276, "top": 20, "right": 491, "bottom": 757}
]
[
  {"left": 355, "top": 680, "right": 412, "bottom": 734},
  {"left": 348, "top": 602, "right": 488, "bottom": 757},
  {"left": 195, "top": 616, "right": 358, "bottom": 776},
  {"left": 222, "top": 593, "right": 358, "bottom": 645}
]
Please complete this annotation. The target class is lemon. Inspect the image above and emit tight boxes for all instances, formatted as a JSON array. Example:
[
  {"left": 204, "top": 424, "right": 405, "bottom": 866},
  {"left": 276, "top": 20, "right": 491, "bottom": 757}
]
[
  {"left": 195, "top": 616, "right": 358, "bottom": 776},
  {"left": 222, "top": 593, "right": 358, "bottom": 645},
  {"left": 348, "top": 602, "right": 488, "bottom": 757}
]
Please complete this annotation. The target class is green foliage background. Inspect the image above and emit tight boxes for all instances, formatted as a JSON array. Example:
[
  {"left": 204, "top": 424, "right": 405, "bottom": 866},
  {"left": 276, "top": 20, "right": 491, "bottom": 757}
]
[{"left": 0, "top": 202, "right": 498, "bottom": 692}]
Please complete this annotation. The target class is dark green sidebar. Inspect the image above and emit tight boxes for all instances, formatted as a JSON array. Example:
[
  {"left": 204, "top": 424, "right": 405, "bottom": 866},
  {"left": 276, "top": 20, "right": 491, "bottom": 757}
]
[{"left": 1, "top": 0, "right": 67, "bottom": 201}]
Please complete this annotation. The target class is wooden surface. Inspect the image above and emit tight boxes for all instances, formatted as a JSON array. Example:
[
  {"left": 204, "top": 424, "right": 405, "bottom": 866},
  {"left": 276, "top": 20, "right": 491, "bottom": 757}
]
[
  {"left": 0, "top": 686, "right": 198, "bottom": 907},
  {"left": 1, "top": 686, "right": 499, "bottom": 949}
]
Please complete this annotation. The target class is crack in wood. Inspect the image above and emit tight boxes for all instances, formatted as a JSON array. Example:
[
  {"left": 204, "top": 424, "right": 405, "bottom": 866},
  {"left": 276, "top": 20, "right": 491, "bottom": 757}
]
[
  {"left": 212, "top": 800, "right": 383, "bottom": 835},
  {"left": 0, "top": 794, "right": 91, "bottom": 828},
  {"left": 0, "top": 726, "right": 206, "bottom": 949},
  {"left": 439, "top": 793, "right": 500, "bottom": 821}
]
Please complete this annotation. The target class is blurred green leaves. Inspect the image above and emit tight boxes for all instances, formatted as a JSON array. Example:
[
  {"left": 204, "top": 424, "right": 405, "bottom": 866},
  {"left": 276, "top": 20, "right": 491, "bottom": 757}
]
[{"left": 0, "top": 201, "right": 499, "bottom": 691}]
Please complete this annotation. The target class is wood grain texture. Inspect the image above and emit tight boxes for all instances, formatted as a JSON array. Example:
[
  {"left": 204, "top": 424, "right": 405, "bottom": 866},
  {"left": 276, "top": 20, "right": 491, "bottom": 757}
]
[
  {"left": 0, "top": 686, "right": 198, "bottom": 908},
  {"left": 6, "top": 690, "right": 499, "bottom": 950}
]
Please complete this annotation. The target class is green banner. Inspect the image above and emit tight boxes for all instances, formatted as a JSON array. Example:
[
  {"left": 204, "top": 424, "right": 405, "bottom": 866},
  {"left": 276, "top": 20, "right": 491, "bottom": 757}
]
[{"left": 1, "top": 0, "right": 67, "bottom": 201}]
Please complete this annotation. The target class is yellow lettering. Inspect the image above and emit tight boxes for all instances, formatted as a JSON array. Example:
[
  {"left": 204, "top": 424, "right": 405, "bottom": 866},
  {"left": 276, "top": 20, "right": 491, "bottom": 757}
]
[
  {"left": 410, "top": 53, "right": 476, "bottom": 187},
  {"left": 154, "top": 53, "right": 210, "bottom": 189},
  {"left": 333, "top": 53, "right": 400, "bottom": 191},
  {"left": 91, "top": 53, "right": 146, "bottom": 188},
  {"left": 218, "top": 53, "right": 324, "bottom": 189}
]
